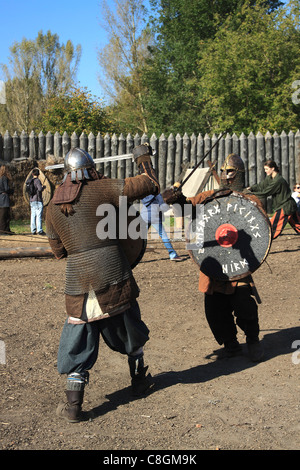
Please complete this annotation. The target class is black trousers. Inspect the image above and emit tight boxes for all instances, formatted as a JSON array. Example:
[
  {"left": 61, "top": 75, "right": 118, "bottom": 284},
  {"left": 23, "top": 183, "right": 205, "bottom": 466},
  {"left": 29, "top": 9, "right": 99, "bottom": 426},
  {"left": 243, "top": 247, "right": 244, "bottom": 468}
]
[
  {"left": 0, "top": 207, "right": 11, "bottom": 232},
  {"left": 204, "top": 285, "right": 259, "bottom": 345}
]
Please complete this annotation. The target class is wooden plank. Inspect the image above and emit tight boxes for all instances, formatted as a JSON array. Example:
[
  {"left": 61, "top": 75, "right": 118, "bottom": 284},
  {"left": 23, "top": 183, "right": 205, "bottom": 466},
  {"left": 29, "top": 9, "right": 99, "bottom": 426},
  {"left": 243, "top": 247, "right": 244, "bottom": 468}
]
[{"left": 0, "top": 247, "right": 54, "bottom": 259}]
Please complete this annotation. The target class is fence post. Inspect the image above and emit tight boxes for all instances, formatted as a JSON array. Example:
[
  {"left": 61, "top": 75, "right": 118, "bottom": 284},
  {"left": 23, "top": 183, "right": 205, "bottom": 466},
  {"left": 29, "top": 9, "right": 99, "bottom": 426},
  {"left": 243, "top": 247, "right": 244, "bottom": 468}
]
[
  {"left": 62, "top": 132, "right": 70, "bottom": 158},
  {"left": 211, "top": 134, "right": 218, "bottom": 165},
  {"left": 158, "top": 134, "right": 167, "bottom": 190},
  {"left": 280, "top": 131, "right": 288, "bottom": 181},
  {"left": 126, "top": 133, "right": 134, "bottom": 178},
  {"left": 95, "top": 132, "right": 104, "bottom": 173},
  {"left": 256, "top": 131, "right": 265, "bottom": 183},
  {"left": 103, "top": 133, "right": 111, "bottom": 178},
  {"left": 3, "top": 130, "right": 12, "bottom": 161},
  {"left": 295, "top": 130, "right": 300, "bottom": 182},
  {"left": 46, "top": 132, "right": 53, "bottom": 158},
  {"left": 150, "top": 133, "right": 158, "bottom": 172},
  {"left": 197, "top": 133, "right": 204, "bottom": 167},
  {"left": 88, "top": 132, "right": 96, "bottom": 160},
  {"left": 166, "top": 133, "right": 175, "bottom": 188},
  {"left": 203, "top": 133, "right": 211, "bottom": 165},
  {"left": 232, "top": 133, "right": 240, "bottom": 155},
  {"left": 265, "top": 131, "right": 273, "bottom": 161},
  {"left": 217, "top": 133, "right": 225, "bottom": 172},
  {"left": 240, "top": 132, "right": 248, "bottom": 187},
  {"left": 80, "top": 132, "right": 88, "bottom": 152},
  {"left": 71, "top": 132, "right": 79, "bottom": 149},
  {"left": 13, "top": 131, "right": 20, "bottom": 160},
  {"left": 248, "top": 132, "right": 256, "bottom": 186},
  {"left": 288, "top": 130, "right": 295, "bottom": 186},
  {"left": 29, "top": 131, "right": 37, "bottom": 159},
  {"left": 118, "top": 133, "right": 126, "bottom": 179},
  {"left": 38, "top": 131, "right": 45, "bottom": 160},
  {"left": 273, "top": 131, "right": 281, "bottom": 169},
  {"left": 190, "top": 133, "right": 197, "bottom": 167},
  {"left": 225, "top": 132, "right": 232, "bottom": 156},
  {"left": 174, "top": 133, "right": 182, "bottom": 182},
  {"left": 20, "top": 130, "right": 29, "bottom": 159},
  {"left": 54, "top": 132, "right": 62, "bottom": 158},
  {"left": 111, "top": 133, "right": 118, "bottom": 179}
]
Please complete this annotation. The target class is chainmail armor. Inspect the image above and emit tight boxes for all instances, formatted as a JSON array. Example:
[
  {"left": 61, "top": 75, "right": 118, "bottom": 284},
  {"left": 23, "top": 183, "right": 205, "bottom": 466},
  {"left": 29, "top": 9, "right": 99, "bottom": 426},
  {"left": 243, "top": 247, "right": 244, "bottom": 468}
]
[{"left": 47, "top": 178, "right": 132, "bottom": 296}]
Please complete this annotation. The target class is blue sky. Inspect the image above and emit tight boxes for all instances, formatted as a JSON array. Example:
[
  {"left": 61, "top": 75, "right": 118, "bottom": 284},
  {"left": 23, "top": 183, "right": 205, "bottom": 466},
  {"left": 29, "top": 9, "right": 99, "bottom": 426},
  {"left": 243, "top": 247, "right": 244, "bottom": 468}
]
[{"left": 0, "top": 0, "right": 120, "bottom": 101}]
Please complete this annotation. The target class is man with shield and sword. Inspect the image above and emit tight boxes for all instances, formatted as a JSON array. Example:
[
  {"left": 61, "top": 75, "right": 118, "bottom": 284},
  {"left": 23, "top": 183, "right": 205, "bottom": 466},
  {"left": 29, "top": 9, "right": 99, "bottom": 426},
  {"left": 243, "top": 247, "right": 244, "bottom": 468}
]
[
  {"left": 46, "top": 144, "right": 159, "bottom": 423},
  {"left": 163, "top": 153, "right": 271, "bottom": 362}
]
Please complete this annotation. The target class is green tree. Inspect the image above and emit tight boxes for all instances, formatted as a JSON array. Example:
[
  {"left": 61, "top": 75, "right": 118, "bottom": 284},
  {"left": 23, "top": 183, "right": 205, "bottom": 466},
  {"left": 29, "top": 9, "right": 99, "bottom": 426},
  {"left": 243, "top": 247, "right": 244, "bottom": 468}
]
[
  {"left": 35, "top": 30, "right": 81, "bottom": 100},
  {"left": 196, "top": 0, "right": 300, "bottom": 134},
  {"left": 36, "top": 87, "right": 117, "bottom": 135},
  {"left": 97, "top": 0, "right": 153, "bottom": 134},
  {"left": 142, "top": 0, "right": 284, "bottom": 135},
  {"left": 0, "top": 31, "right": 81, "bottom": 133}
]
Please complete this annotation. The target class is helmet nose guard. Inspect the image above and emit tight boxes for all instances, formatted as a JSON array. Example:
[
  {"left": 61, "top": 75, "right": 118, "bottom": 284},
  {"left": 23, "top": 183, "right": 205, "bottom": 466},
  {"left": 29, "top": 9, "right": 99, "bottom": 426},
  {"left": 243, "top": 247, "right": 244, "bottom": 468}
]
[
  {"left": 64, "top": 148, "right": 95, "bottom": 181},
  {"left": 220, "top": 153, "right": 245, "bottom": 180}
]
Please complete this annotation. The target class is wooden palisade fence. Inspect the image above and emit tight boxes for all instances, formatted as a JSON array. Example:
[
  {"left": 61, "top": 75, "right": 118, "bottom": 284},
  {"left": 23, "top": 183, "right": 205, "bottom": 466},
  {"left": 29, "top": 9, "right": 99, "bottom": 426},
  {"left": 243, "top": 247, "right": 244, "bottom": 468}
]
[{"left": 0, "top": 129, "right": 299, "bottom": 190}]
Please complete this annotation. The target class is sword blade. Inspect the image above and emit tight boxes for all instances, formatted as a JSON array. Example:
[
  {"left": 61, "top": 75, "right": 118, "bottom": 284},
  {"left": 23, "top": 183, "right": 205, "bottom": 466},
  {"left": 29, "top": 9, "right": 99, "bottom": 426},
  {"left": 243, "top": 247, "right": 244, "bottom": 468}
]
[{"left": 45, "top": 153, "right": 134, "bottom": 170}]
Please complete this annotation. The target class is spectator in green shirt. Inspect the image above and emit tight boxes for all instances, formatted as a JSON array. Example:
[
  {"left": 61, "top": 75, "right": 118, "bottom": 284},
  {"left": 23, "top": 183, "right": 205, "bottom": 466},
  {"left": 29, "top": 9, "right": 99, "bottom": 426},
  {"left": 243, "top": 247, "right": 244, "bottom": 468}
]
[{"left": 249, "top": 160, "right": 300, "bottom": 239}]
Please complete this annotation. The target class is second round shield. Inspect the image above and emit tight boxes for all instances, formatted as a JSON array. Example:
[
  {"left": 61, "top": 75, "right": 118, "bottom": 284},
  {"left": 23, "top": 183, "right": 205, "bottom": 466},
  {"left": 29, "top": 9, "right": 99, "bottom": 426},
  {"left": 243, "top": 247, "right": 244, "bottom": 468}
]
[{"left": 186, "top": 192, "right": 272, "bottom": 280}]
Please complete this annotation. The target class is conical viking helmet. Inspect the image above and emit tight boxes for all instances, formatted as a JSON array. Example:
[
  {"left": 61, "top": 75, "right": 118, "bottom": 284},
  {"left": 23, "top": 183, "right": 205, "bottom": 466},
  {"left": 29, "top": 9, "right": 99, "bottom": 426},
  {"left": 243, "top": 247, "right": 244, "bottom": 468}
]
[
  {"left": 220, "top": 153, "right": 245, "bottom": 190},
  {"left": 64, "top": 147, "right": 95, "bottom": 181},
  {"left": 221, "top": 153, "right": 245, "bottom": 178}
]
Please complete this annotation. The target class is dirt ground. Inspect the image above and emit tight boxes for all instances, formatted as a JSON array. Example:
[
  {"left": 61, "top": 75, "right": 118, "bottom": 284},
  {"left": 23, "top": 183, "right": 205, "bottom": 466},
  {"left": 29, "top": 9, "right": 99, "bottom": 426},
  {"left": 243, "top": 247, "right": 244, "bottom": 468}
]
[{"left": 0, "top": 227, "right": 300, "bottom": 453}]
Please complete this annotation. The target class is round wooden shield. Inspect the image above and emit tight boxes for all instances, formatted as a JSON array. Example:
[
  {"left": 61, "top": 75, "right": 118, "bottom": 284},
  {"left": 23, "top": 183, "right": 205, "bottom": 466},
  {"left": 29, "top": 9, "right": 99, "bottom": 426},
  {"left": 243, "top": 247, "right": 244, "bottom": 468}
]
[
  {"left": 23, "top": 168, "right": 52, "bottom": 206},
  {"left": 120, "top": 237, "right": 147, "bottom": 269},
  {"left": 118, "top": 213, "right": 147, "bottom": 269},
  {"left": 186, "top": 192, "right": 272, "bottom": 280}
]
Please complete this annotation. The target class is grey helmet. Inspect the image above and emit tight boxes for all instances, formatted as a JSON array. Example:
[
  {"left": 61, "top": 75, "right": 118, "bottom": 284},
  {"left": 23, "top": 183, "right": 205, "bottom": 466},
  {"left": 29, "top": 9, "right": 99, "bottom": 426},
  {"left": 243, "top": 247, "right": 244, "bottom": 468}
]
[
  {"left": 63, "top": 147, "right": 95, "bottom": 182},
  {"left": 220, "top": 153, "right": 245, "bottom": 191}
]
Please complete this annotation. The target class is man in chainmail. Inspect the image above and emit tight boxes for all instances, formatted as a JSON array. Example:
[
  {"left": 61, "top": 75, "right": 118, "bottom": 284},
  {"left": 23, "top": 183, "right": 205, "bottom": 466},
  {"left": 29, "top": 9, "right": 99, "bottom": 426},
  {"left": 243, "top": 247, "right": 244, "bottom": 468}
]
[
  {"left": 163, "top": 154, "right": 265, "bottom": 362},
  {"left": 46, "top": 145, "right": 159, "bottom": 423}
]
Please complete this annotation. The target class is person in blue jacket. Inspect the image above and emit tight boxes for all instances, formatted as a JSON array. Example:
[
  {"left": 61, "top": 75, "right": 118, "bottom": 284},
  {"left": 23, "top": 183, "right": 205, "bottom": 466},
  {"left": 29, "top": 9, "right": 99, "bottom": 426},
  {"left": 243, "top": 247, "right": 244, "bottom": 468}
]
[{"left": 140, "top": 193, "right": 182, "bottom": 261}]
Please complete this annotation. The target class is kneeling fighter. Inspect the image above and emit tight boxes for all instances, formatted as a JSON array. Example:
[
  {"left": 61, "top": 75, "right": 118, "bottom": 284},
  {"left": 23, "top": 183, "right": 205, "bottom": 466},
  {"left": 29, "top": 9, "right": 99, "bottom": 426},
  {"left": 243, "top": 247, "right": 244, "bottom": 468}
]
[{"left": 46, "top": 144, "right": 159, "bottom": 422}]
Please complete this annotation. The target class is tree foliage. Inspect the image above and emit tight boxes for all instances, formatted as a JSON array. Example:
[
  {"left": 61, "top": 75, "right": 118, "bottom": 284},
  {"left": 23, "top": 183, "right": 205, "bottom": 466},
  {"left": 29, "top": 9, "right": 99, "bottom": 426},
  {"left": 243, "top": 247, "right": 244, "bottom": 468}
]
[
  {"left": 196, "top": 0, "right": 300, "bottom": 133},
  {"left": 140, "top": 0, "right": 297, "bottom": 135},
  {"left": 97, "top": 0, "right": 153, "bottom": 134},
  {"left": 0, "top": 31, "right": 81, "bottom": 133},
  {"left": 36, "top": 87, "right": 117, "bottom": 136}
]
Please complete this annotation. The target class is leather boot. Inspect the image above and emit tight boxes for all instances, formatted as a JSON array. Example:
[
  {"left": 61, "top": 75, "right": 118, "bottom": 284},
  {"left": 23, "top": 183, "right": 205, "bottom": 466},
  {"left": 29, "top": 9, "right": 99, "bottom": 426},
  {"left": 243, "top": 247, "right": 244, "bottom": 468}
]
[
  {"left": 56, "top": 390, "right": 84, "bottom": 423},
  {"left": 246, "top": 338, "right": 264, "bottom": 362},
  {"left": 128, "top": 354, "right": 154, "bottom": 397}
]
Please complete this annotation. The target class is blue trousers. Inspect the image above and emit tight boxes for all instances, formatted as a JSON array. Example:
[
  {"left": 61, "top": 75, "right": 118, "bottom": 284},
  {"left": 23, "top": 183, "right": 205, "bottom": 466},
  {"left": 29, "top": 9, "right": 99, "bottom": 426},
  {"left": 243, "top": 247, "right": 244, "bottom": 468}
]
[
  {"left": 150, "top": 221, "right": 178, "bottom": 259},
  {"left": 57, "top": 301, "right": 149, "bottom": 375},
  {"left": 30, "top": 201, "right": 43, "bottom": 234}
]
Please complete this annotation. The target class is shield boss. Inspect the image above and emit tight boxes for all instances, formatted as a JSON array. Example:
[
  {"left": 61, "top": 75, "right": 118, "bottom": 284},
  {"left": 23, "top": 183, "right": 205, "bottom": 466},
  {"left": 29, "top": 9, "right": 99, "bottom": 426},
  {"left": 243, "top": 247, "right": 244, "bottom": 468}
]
[{"left": 186, "top": 193, "right": 272, "bottom": 280}]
